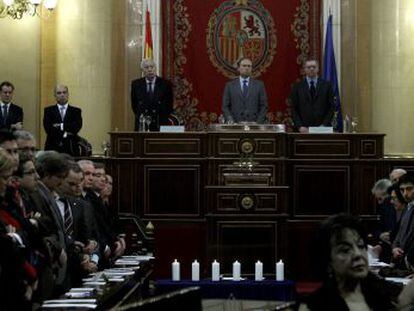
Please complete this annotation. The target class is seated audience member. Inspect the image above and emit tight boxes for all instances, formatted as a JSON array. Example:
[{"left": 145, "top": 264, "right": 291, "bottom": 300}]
[
  {"left": 43, "top": 85, "right": 82, "bottom": 155},
  {"left": 388, "top": 184, "right": 407, "bottom": 243},
  {"left": 299, "top": 214, "right": 403, "bottom": 311},
  {"left": 57, "top": 161, "right": 99, "bottom": 287},
  {"left": 0, "top": 148, "right": 37, "bottom": 310},
  {"left": 371, "top": 179, "right": 395, "bottom": 239},
  {"left": 390, "top": 168, "right": 407, "bottom": 184},
  {"left": 101, "top": 174, "right": 113, "bottom": 206},
  {"left": 35, "top": 151, "right": 70, "bottom": 294},
  {"left": 15, "top": 130, "right": 37, "bottom": 160},
  {"left": 0, "top": 129, "right": 19, "bottom": 168},
  {"left": 392, "top": 174, "right": 414, "bottom": 268},
  {"left": 0, "top": 81, "right": 23, "bottom": 131},
  {"left": 15, "top": 153, "right": 55, "bottom": 304},
  {"left": 78, "top": 161, "right": 125, "bottom": 265}
]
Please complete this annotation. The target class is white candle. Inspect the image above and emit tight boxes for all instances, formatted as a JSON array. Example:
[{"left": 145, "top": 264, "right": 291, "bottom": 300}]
[
  {"left": 192, "top": 260, "right": 200, "bottom": 281},
  {"left": 255, "top": 260, "right": 263, "bottom": 281},
  {"left": 276, "top": 259, "right": 284, "bottom": 281},
  {"left": 172, "top": 259, "right": 180, "bottom": 281},
  {"left": 232, "top": 260, "right": 241, "bottom": 281},
  {"left": 212, "top": 260, "right": 220, "bottom": 281}
]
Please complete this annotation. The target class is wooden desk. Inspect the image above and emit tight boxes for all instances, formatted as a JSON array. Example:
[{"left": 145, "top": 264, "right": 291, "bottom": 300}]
[{"left": 108, "top": 132, "right": 386, "bottom": 279}]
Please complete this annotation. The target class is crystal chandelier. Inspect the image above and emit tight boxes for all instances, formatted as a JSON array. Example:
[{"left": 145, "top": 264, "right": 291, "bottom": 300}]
[{"left": 0, "top": 0, "right": 58, "bottom": 19}]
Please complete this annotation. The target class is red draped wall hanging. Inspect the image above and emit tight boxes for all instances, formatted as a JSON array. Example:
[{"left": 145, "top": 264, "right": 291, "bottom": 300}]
[{"left": 162, "top": 0, "right": 322, "bottom": 130}]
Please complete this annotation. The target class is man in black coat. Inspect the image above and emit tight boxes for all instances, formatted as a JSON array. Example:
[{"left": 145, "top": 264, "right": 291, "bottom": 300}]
[
  {"left": 131, "top": 59, "right": 174, "bottom": 131},
  {"left": 43, "top": 85, "right": 82, "bottom": 155},
  {"left": 290, "top": 59, "right": 334, "bottom": 133},
  {"left": 0, "top": 81, "right": 23, "bottom": 131}
]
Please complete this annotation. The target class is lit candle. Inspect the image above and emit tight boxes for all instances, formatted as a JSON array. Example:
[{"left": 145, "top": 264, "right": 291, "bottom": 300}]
[
  {"left": 232, "top": 260, "right": 241, "bottom": 281},
  {"left": 212, "top": 260, "right": 220, "bottom": 281},
  {"left": 276, "top": 259, "right": 284, "bottom": 281},
  {"left": 192, "top": 260, "right": 200, "bottom": 281},
  {"left": 255, "top": 260, "right": 263, "bottom": 281},
  {"left": 172, "top": 259, "right": 180, "bottom": 281}
]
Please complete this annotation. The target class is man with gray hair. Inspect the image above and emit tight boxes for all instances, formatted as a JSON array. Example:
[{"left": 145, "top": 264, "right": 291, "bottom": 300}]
[
  {"left": 372, "top": 178, "right": 392, "bottom": 205},
  {"left": 131, "top": 59, "right": 173, "bottom": 131},
  {"left": 14, "top": 130, "right": 37, "bottom": 159},
  {"left": 390, "top": 168, "right": 407, "bottom": 184},
  {"left": 43, "top": 84, "right": 82, "bottom": 155}
]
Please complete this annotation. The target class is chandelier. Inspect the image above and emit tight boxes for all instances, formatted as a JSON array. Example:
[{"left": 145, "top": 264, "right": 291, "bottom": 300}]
[{"left": 0, "top": 0, "right": 58, "bottom": 19}]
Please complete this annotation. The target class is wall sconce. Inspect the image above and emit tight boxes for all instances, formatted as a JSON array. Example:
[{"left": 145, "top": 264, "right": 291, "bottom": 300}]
[{"left": 0, "top": 0, "right": 57, "bottom": 19}]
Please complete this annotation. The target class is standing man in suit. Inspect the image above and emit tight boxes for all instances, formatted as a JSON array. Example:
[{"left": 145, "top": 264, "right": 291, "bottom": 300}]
[
  {"left": 43, "top": 85, "right": 82, "bottom": 155},
  {"left": 222, "top": 58, "right": 268, "bottom": 123},
  {"left": 290, "top": 59, "right": 334, "bottom": 133},
  {"left": 131, "top": 59, "right": 174, "bottom": 131},
  {"left": 0, "top": 81, "right": 23, "bottom": 131}
]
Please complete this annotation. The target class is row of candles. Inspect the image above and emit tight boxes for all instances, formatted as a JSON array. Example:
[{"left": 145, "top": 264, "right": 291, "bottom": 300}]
[{"left": 171, "top": 259, "right": 285, "bottom": 282}]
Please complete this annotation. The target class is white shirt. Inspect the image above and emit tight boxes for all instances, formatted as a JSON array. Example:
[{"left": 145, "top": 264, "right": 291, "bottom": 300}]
[
  {"left": 239, "top": 76, "right": 250, "bottom": 90},
  {"left": 55, "top": 195, "right": 66, "bottom": 221},
  {"left": 306, "top": 77, "right": 318, "bottom": 88},
  {"left": 0, "top": 102, "right": 10, "bottom": 115},
  {"left": 146, "top": 77, "right": 157, "bottom": 93},
  {"left": 57, "top": 103, "right": 68, "bottom": 120}
]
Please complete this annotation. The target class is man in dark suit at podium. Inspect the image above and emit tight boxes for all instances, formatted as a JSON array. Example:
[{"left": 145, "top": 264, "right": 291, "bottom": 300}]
[
  {"left": 43, "top": 85, "right": 82, "bottom": 155},
  {"left": 131, "top": 59, "right": 174, "bottom": 131},
  {"left": 222, "top": 58, "right": 268, "bottom": 123},
  {"left": 290, "top": 59, "right": 334, "bottom": 133},
  {"left": 0, "top": 81, "right": 23, "bottom": 131}
]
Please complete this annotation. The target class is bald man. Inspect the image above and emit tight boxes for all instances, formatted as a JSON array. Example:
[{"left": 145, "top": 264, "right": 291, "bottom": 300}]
[{"left": 43, "top": 85, "right": 83, "bottom": 156}]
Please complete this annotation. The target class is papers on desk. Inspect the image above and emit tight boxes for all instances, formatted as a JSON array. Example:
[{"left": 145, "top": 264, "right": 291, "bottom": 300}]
[
  {"left": 160, "top": 125, "right": 185, "bottom": 133},
  {"left": 42, "top": 299, "right": 97, "bottom": 309},
  {"left": 385, "top": 277, "right": 411, "bottom": 286},
  {"left": 308, "top": 126, "right": 333, "bottom": 133},
  {"left": 115, "top": 255, "right": 154, "bottom": 266},
  {"left": 42, "top": 304, "right": 97, "bottom": 309}
]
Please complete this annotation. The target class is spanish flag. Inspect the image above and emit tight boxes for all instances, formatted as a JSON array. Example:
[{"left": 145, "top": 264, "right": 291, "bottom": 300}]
[{"left": 144, "top": 4, "right": 153, "bottom": 59}]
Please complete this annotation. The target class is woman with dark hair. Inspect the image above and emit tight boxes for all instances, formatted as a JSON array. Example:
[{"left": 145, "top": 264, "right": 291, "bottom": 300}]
[{"left": 299, "top": 214, "right": 403, "bottom": 311}]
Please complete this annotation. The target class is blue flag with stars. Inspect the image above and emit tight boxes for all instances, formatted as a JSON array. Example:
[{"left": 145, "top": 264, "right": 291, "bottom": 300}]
[{"left": 322, "top": 14, "right": 343, "bottom": 132}]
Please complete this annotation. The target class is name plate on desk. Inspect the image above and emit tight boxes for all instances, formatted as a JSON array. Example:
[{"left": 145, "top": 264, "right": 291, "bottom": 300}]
[
  {"left": 160, "top": 126, "right": 185, "bottom": 133},
  {"left": 308, "top": 126, "right": 333, "bottom": 134}
]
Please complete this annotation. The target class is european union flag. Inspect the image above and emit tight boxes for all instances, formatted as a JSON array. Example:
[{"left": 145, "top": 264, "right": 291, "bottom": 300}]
[{"left": 322, "top": 14, "right": 343, "bottom": 132}]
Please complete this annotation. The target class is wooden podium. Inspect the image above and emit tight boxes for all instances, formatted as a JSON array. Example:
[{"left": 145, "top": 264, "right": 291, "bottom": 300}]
[{"left": 108, "top": 128, "right": 385, "bottom": 279}]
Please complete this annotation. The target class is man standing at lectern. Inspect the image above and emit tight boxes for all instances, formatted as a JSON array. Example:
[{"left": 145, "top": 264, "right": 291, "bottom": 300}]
[
  {"left": 222, "top": 58, "right": 268, "bottom": 123},
  {"left": 131, "top": 59, "right": 174, "bottom": 131},
  {"left": 290, "top": 59, "right": 334, "bottom": 133}
]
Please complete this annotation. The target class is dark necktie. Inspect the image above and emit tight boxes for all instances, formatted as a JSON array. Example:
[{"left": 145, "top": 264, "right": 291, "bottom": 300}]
[
  {"left": 310, "top": 80, "right": 316, "bottom": 100},
  {"left": 147, "top": 81, "right": 154, "bottom": 98},
  {"left": 60, "top": 198, "right": 73, "bottom": 236},
  {"left": 2, "top": 105, "right": 8, "bottom": 125},
  {"left": 242, "top": 79, "right": 248, "bottom": 97}
]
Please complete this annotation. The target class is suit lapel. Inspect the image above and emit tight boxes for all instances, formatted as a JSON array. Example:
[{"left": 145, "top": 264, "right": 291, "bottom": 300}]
[
  {"left": 315, "top": 78, "right": 323, "bottom": 99},
  {"left": 301, "top": 79, "right": 311, "bottom": 102}
]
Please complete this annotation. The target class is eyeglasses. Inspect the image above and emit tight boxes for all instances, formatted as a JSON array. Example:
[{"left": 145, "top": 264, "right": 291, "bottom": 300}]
[
  {"left": 23, "top": 169, "right": 37, "bottom": 176},
  {"left": 19, "top": 147, "right": 37, "bottom": 153}
]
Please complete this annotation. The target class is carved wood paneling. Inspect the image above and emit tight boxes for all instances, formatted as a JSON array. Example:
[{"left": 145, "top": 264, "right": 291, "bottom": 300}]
[
  {"left": 115, "top": 160, "right": 137, "bottom": 214},
  {"left": 206, "top": 186, "right": 288, "bottom": 214},
  {"left": 143, "top": 165, "right": 201, "bottom": 217},
  {"left": 292, "top": 164, "right": 350, "bottom": 216},
  {"left": 144, "top": 138, "right": 201, "bottom": 156},
  {"left": 293, "top": 140, "right": 351, "bottom": 158},
  {"left": 210, "top": 219, "right": 279, "bottom": 275}
]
